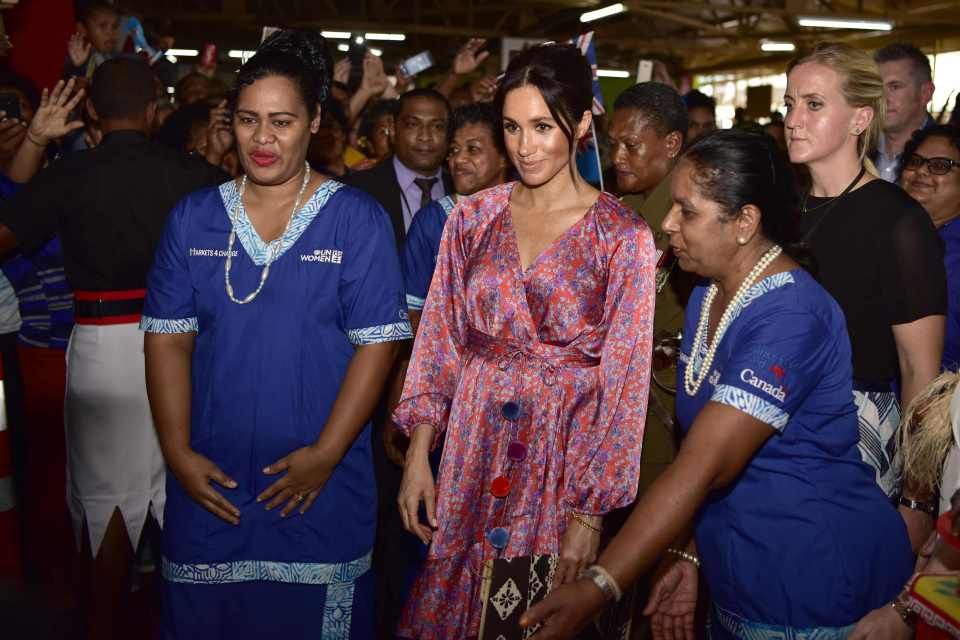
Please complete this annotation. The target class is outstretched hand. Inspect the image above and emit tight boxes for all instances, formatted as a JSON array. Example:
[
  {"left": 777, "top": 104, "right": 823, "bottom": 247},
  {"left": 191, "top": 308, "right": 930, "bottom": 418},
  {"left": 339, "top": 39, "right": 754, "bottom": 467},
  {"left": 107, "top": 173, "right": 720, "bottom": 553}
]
[
  {"left": 68, "top": 32, "right": 92, "bottom": 68},
  {"left": 29, "top": 78, "right": 85, "bottom": 144},
  {"left": 453, "top": 38, "right": 490, "bottom": 76},
  {"left": 360, "top": 53, "right": 389, "bottom": 96},
  {"left": 643, "top": 560, "right": 698, "bottom": 640},
  {"left": 204, "top": 99, "right": 234, "bottom": 165},
  {"left": 333, "top": 58, "right": 351, "bottom": 85}
]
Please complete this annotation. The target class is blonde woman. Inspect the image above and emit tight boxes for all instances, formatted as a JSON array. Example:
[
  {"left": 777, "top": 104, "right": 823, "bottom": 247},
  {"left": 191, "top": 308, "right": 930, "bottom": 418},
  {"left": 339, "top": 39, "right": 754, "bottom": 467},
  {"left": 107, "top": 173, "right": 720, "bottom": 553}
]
[{"left": 784, "top": 43, "right": 946, "bottom": 551}]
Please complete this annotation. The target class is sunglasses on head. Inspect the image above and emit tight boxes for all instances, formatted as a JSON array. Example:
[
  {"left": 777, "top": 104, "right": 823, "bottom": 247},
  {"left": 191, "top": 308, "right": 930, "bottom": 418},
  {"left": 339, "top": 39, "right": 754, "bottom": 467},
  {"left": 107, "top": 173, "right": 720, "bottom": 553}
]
[{"left": 904, "top": 153, "right": 960, "bottom": 175}]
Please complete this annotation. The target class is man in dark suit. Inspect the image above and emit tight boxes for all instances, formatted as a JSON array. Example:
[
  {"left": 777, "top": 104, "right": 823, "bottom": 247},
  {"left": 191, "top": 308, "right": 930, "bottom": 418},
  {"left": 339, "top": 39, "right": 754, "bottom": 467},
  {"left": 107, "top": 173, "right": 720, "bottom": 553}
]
[
  {"left": 343, "top": 87, "right": 452, "bottom": 638},
  {"left": 345, "top": 88, "right": 453, "bottom": 251}
]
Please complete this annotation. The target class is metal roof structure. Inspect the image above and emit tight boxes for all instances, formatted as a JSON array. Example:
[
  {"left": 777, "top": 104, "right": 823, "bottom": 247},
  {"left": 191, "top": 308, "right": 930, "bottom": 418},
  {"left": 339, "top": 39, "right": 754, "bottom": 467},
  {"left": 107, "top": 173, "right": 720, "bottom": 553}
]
[{"left": 124, "top": 0, "right": 960, "bottom": 75}]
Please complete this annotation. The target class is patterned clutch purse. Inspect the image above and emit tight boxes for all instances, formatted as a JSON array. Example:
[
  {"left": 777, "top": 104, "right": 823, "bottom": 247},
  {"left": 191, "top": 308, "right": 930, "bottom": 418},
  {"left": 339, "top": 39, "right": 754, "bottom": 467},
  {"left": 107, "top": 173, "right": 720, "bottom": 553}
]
[{"left": 478, "top": 554, "right": 634, "bottom": 640}]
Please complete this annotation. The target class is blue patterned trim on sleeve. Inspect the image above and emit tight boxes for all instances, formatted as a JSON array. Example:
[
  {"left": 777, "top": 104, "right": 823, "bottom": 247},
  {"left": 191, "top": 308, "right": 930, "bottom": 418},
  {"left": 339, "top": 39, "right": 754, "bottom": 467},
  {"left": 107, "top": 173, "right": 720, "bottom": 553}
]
[
  {"left": 711, "top": 384, "right": 789, "bottom": 430},
  {"left": 406, "top": 294, "right": 426, "bottom": 311},
  {"left": 713, "top": 604, "right": 854, "bottom": 640},
  {"left": 219, "top": 179, "right": 345, "bottom": 266},
  {"left": 139, "top": 315, "right": 198, "bottom": 334},
  {"left": 347, "top": 321, "right": 413, "bottom": 345},
  {"left": 161, "top": 550, "right": 371, "bottom": 585},
  {"left": 437, "top": 194, "right": 456, "bottom": 218}
]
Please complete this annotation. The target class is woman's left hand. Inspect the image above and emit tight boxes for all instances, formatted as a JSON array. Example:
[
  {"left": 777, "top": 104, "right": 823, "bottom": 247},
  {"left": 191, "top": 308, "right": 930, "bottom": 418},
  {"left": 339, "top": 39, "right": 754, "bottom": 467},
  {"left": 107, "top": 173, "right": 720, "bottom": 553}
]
[
  {"left": 556, "top": 514, "right": 601, "bottom": 585},
  {"left": 848, "top": 604, "right": 913, "bottom": 640},
  {"left": 258, "top": 444, "right": 337, "bottom": 517},
  {"left": 519, "top": 579, "right": 606, "bottom": 638}
]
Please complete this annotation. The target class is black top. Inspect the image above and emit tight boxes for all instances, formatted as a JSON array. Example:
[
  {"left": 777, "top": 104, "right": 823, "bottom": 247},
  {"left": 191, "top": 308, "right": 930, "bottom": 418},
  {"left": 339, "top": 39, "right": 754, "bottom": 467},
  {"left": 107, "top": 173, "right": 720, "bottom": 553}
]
[
  {"left": 0, "top": 130, "right": 228, "bottom": 291},
  {"left": 801, "top": 179, "right": 947, "bottom": 385},
  {"left": 342, "top": 155, "right": 453, "bottom": 252}
]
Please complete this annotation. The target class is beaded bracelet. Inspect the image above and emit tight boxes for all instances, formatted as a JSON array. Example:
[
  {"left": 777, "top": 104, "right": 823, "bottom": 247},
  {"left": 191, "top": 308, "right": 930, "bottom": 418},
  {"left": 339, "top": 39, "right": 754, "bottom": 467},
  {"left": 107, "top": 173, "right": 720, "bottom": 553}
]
[
  {"left": 666, "top": 547, "right": 701, "bottom": 568},
  {"left": 580, "top": 565, "right": 622, "bottom": 602},
  {"left": 571, "top": 512, "right": 602, "bottom": 534}
]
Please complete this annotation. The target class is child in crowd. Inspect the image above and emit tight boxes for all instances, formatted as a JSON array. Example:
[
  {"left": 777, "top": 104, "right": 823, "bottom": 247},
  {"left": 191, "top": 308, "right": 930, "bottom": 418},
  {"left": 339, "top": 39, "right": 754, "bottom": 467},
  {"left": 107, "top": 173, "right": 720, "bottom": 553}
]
[{"left": 66, "top": 2, "right": 120, "bottom": 82}]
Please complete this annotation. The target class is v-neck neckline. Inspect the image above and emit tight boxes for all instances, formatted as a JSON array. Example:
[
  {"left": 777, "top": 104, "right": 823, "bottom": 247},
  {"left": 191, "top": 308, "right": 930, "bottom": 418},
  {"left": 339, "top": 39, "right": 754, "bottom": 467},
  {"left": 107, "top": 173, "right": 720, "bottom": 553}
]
[
  {"left": 218, "top": 179, "right": 343, "bottom": 266},
  {"left": 505, "top": 186, "right": 602, "bottom": 277}
]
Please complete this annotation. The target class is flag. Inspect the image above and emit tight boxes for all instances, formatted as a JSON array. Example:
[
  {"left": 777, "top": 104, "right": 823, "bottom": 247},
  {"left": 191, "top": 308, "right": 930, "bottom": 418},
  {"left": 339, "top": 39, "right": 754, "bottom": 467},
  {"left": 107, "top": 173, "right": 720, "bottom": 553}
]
[{"left": 571, "top": 32, "right": 605, "bottom": 189}]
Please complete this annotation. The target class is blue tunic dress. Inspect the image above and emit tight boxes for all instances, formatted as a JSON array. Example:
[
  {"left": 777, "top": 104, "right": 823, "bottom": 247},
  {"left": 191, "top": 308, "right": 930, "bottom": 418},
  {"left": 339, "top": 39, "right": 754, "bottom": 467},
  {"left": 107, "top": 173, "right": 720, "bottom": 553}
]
[
  {"left": 676, "top": 269, "right": 912, "bottom": 638},
  {"left": 401, "top": 194, "right": 456, "bottom": 312},
  {"left": 141, "top": 179, "right": 412, "bottom": 639}
]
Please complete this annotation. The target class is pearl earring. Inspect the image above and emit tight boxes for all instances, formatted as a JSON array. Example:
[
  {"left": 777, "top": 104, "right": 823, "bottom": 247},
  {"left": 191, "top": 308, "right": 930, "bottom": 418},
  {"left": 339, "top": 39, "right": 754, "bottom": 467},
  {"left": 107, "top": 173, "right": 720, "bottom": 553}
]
[{"left": 738, "top": 238, "right": 747, "bottom": 245}]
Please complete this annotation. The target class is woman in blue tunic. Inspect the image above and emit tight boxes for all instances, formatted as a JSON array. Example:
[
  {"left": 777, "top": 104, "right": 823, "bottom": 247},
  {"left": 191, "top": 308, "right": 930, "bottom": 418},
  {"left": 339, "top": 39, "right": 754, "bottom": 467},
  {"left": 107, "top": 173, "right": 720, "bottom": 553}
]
[
  {"left": 142, "top": 30, "right": 411, "bottom": 639},
  {"left": 521, "top": 130, "right": 913, "bottom": 638}
]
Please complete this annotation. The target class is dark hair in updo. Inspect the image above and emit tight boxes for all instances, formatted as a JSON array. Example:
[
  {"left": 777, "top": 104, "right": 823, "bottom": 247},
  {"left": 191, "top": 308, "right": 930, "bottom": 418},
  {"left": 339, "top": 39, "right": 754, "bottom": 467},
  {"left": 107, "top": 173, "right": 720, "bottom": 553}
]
[
  {"left": 232, "top": 29, "right": 332, "bottom": 120},
  {"left": 494, "top": 43, "right": 593, "bottom": 169},
  {"left": 681, "top": 129, "right": 814, "bottom": 272}
]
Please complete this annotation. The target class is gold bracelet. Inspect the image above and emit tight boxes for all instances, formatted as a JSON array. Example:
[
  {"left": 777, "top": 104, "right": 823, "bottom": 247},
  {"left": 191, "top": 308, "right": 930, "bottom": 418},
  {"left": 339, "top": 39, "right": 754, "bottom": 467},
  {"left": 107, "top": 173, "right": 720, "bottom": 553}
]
[{"left": 571, "top": 512, "right": 602, "bottom": 534}]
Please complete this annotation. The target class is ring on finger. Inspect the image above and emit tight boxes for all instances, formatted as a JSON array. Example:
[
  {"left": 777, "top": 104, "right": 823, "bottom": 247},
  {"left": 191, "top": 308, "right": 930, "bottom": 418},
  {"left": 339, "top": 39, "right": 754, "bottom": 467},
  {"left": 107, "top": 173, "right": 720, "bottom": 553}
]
[{"left": 293, "top": 492, "right": 304, "bottom": 502}]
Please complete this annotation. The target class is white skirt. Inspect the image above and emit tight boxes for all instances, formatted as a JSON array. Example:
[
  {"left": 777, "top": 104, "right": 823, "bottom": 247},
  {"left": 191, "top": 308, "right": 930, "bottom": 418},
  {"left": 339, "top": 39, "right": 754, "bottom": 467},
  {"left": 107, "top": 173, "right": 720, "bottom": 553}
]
[{"left": 64, "top": 323, "right": 165, "bottom": 556}]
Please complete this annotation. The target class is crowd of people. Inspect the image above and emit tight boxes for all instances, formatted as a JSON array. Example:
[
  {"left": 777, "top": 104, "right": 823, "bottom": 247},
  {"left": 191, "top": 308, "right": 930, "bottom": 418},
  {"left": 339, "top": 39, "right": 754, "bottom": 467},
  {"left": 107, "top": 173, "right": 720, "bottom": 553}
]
[{"left": 2, "top": 2, "right": 960, "bottom": 639}]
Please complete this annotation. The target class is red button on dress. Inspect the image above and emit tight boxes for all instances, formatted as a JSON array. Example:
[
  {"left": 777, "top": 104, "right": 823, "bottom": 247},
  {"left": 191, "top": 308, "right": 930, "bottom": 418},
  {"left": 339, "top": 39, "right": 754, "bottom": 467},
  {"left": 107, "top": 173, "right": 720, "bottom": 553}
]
[{"left": 490, "top": 475, "right": 511, "bottom": 498}]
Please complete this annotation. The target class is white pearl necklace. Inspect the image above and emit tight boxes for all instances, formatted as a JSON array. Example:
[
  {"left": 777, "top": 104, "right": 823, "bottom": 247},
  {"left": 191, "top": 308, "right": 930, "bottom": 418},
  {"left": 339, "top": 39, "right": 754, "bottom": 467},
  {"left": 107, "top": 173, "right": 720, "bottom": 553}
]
[
  {"left": 683, "top": 244, "right": 783, "bottom": 397},
  {"left": 224, "top": 163, "right": 311, "bottom": 305}
]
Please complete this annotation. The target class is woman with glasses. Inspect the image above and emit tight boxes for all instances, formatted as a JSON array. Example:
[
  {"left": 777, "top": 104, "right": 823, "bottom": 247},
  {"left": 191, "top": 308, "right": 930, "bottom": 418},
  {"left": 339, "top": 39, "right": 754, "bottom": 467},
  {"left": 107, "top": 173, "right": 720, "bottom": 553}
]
[
  {"left": 782, "top": 43, "right": 946, "bottom": 553},
  {"left": 900, "top": 125, "right": 960, "bottom": 372}
]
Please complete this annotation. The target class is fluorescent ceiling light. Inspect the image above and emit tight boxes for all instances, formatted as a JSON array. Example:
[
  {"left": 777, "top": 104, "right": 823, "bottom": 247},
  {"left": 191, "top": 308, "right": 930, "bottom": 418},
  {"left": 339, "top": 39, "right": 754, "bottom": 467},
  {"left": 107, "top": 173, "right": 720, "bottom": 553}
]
[
  {"left": 761, "top": 41, "right": 796, "bottom": 52},
  {"left": 797, "top": 16, "right": 893, "bottom": 30},
  {"left": 321, "top": 31, "right": 351, "bottom": 39},
  {"left": 597, "top": 69, "right": 630, "bottom": 78},
  {"left": 337, "top": 44, "right": 349, "bottom": 52},
  {"left": 365, "top": 32, "right": 405, "bottom": 41},
  {"left": 167, "top": 48, "right": 198, "bottom": 57},
  {"left": 370, "top": 48, "right": 383, "bottom": 57},
  {"left": 580, "top": 3, "right": 626, "bottom": 23},
  {"left": 228, "top": 50, "right": 256, "bottom": 62},
  {"left": 165, "top": 55, "right": 178, "bottom": 63}
]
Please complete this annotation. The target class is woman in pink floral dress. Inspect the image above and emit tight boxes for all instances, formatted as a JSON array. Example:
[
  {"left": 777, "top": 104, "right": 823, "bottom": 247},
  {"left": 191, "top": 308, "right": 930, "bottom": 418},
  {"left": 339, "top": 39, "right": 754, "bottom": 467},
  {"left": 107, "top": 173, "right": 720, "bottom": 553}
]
[{"left": 394, "top": 43, "right": 656, "bottom": 639}]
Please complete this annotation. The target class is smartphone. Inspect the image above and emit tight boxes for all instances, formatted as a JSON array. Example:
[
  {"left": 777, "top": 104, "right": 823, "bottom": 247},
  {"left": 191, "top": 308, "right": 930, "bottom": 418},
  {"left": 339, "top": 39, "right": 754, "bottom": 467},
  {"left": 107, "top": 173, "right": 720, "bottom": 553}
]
[
  {"left": 0, "top": 92, "right": 21, "bottom": 121},
  {"left": 400, "top": 51, "right": 434, "bottom": 77},
  {"left": 349, "top": 41, "right": 368, "bottom": 67},
  {"left": 636, "top": 60, "right": 653, "bottom": 83}
]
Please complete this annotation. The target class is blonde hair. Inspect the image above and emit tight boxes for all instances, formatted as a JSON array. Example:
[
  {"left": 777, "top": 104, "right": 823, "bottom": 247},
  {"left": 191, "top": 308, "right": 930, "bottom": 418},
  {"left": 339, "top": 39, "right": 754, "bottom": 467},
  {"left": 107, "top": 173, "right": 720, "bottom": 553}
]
[
  {"left": 899, "top": 370, "right": 960, "bottom": 496},
  {"left": 787, "top": 42, "right": 885, "bottom": 165}
]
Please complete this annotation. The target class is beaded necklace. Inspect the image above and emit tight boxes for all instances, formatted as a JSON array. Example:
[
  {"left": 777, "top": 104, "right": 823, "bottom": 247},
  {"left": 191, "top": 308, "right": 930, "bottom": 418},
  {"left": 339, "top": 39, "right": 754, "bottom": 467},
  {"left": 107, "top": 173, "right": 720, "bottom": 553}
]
[
  {"left": 683, "top": 244, "right": 783, "bottom": 397},
  {"left": 224, "top": 163, "right": 311, "bottom": 305}
]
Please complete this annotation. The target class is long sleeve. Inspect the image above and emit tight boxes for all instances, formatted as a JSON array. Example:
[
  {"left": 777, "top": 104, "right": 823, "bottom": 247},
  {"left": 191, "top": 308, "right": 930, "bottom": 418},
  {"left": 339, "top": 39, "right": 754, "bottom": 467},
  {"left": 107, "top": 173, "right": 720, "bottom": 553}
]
[
  {"left": 392, "top": 199, "right": 470, "bottom": 448},
  {"left": 563, "top": 219, "right": 656, "bottom": 515}
]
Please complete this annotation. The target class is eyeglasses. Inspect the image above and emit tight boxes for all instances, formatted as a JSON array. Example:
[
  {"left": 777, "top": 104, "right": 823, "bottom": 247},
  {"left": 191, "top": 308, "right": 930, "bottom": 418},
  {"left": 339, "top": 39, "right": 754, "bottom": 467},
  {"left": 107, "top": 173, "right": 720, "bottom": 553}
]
[{"left": 904, "top": 153, "right": 960, "bottom": 175}]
